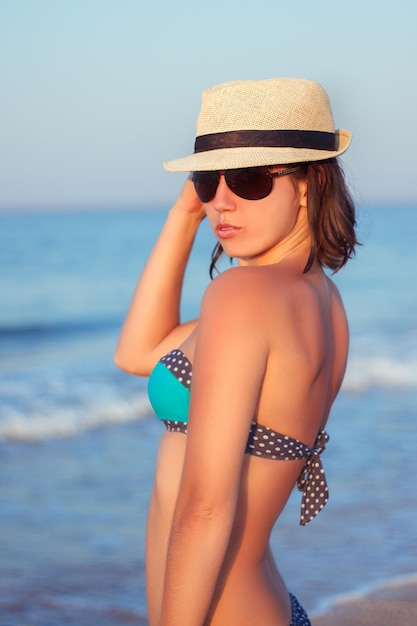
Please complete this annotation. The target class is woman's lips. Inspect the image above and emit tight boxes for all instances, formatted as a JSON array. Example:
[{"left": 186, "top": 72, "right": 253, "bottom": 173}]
[{"left": 215, "top": 223, "right": 241, "bottom": 239}]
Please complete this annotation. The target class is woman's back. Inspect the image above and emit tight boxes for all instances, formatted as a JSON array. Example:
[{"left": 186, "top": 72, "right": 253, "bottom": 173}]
[
  {"left": 147, "top": 259, "right": 348, "bottom": 625},
  {"left": 181, "top": 257, "right": 348, "bottom": 445}
]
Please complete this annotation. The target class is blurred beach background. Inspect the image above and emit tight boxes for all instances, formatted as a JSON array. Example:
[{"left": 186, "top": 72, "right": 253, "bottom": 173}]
[
  {"left": 1, "top": 1, "right": 416, "bottom": 624},
  {"left": 1, "top": 204, "right": 417, "bottom": 624}
]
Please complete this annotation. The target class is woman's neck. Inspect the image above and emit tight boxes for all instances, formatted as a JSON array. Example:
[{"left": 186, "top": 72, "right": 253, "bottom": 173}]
[{"left": 239, "top": 205, "right": 312, "bottom": 268}]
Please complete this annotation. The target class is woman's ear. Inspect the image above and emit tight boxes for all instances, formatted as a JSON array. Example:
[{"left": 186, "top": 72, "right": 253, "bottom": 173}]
[{"left": 299, "top": 179, "right": 308, "bottom": 209}]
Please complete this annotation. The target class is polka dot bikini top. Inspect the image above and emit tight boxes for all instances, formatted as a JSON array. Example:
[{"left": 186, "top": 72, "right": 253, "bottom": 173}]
[{"left": 148, "top": 349, "right": 329, "bottom": 525}]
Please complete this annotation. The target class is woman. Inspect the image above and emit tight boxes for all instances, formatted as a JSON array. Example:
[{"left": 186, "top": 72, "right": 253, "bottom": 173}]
[{"left": 115, "top": 78, "right": 358, "bottom": 626}]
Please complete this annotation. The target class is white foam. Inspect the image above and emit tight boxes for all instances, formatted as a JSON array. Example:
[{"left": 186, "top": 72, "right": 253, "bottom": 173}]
[
  {"left": 343, "top": 355, "right": 417, "bottom": 391},
  {"left": 0, "top": 394, "right": 152, "bottom": 442}
]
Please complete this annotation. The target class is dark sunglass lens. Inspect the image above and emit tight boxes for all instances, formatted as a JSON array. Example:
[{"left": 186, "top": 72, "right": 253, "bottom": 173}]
[
  {"left": 226, "top": 168, "right": 272, "bottom": 200},
  {"left": 192, "top": 171, "right": 219, "bottom": 202}
]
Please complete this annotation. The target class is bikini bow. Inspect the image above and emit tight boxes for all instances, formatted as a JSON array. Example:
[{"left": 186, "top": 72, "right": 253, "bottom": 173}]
[{"left": 297, "top": 430, "right": 329, "bottom": 526}]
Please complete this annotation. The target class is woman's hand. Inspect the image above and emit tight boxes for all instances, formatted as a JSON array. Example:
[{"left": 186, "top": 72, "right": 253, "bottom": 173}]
[{"left": 171, "top": 176, "right": 206, "bottom": 223}]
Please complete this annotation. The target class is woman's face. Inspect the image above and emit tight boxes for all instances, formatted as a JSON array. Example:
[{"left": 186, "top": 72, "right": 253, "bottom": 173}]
[{"left": 203, "top": 168, "right": 308, "bottom": 266}]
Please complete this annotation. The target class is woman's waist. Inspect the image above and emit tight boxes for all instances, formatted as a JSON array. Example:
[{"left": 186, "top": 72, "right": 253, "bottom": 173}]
[{"left": 207, "top": 553, "right": 291, "bottom": 626}]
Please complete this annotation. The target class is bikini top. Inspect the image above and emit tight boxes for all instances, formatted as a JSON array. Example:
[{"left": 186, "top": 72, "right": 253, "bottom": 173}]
[{"left": 148, "top": 349, "right": 329, "bottom": 526}]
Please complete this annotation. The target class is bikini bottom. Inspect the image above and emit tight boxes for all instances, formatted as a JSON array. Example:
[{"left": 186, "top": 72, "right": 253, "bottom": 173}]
[{"left": 289, "top": 593, "right": 311, "bottom": 626}]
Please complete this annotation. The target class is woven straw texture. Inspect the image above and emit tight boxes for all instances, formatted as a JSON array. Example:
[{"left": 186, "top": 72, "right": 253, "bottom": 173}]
[{"left": 164, "top": 78, "right": 351, "bottom": 172}]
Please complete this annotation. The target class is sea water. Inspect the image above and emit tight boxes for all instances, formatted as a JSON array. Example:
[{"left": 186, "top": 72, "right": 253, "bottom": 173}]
[{"left": 0, "top": 204, "right": 416, "bottom": 624}]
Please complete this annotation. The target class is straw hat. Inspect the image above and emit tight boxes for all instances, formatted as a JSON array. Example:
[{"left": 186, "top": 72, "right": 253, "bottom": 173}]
[{"left": 163, "top": 78, "right": 351, "bottom": 172}]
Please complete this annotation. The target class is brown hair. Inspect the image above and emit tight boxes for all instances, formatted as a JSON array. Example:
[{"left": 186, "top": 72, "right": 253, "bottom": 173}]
[{"left": 209, "top": 158, "right": 358, "bottom": 277}]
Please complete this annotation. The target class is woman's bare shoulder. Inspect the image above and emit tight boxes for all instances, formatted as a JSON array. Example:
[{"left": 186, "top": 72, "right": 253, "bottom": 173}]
[
  {"left": 200, "top": 265, "right": 281, "bottom": 316},
  {"left": 197, "top": 265, "right": 301, "bottom": 350},
  {"left": 204, "top": 264, "right": 294, "bottom": 298},
  {"left": 200, "top": 266, "right": 348, "bottom": 360}
]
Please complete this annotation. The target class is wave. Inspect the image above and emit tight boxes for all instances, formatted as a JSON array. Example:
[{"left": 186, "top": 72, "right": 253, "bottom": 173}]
[
  {"left": 0, "top": 393, "right": 152, "bottom": 443},
  {"left": 0, "top": 317, "right": 120, "bottom": 343},
  {"left": 311, "top": 571, "right": 417, "bottom": 617},
  {"left": 343, "top": 354, "right": 417, "bottom": 391},
  {"left": 1, "top": 351, "right": 416, "bottom": 444}
]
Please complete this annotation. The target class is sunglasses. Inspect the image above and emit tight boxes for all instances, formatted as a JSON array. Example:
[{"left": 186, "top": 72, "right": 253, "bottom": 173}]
[{"left": 192, "top": 165, "right": 301, "bottom": 203}]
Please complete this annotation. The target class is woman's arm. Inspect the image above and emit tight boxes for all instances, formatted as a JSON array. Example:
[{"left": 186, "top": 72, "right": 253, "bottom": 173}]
[
  {"left": 159, "top": 268, "right": 269, "bottom": 626},
  {"left": 114, "top": 179, "right": 206, "bottom": 375}
]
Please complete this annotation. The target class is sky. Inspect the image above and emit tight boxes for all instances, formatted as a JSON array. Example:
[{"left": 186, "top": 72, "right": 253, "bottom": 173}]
[{"left": 1, "top": 0, "right": 416, "bottom": 211}]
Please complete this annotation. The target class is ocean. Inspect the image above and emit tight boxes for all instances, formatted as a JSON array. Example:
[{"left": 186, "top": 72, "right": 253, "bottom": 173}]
[{"left": 1, "top": 203, "right": 416, "bottom": 624}]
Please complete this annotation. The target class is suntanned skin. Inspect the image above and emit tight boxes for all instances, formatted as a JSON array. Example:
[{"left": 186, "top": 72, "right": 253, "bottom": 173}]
[{"left": 115, "top": 175, "right": 349, "bottom": 626}]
